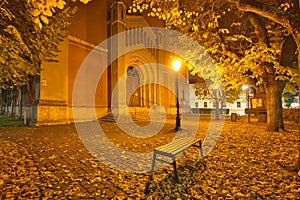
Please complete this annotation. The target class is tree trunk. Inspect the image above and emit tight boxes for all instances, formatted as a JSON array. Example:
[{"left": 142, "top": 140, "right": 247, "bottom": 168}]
[
  {"left": 26, "top": 76, "right": 36, "bottom": 106},
  {"left": 220, "top": 101, "right": 224, "bottom": 115},
  {"left": 246, "top": 12, "right": 286, "bottom": 132},
  {"left": 298, "top": 50, "right": 300, "bottom": 104},
  {"left": 215, "top": 99, "right": 220, "bottom": 120},
  {"left": 265, "top": 80, "right": 285, "bottom": 132},
  {"left": 215, "top": 90, "right": 220, "bottom": 120},
  {"left": 296, "top": 21, "right": 300, "bottom": 171}
]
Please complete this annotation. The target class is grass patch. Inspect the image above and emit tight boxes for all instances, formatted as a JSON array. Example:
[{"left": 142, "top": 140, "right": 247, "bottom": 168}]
[{"left": 0, "top": 115, "right": 25, "bottom": 127}]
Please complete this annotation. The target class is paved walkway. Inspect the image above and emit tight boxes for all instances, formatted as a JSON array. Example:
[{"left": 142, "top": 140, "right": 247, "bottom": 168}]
[
  {"left": 0, "top": 116, "right": 299, "bottom": 199},
  {"left": 0, "top": 116, "right": 205, "bottom": 199}
]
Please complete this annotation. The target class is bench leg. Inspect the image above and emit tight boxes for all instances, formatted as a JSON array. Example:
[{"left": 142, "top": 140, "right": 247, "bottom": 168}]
[
  {"left": 151, "top": 151, "right": 157, "bottom": 171},
  {"left": 199, "top": 140, "right": 203, "bottom": 158},
  {"left": 172, "top": 156, "right": 178, "bottom": 182}
]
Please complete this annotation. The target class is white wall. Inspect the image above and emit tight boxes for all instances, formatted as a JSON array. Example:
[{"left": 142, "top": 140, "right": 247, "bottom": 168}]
[{"left": 189, "top": 84, "right": 248, "bottom": 115}]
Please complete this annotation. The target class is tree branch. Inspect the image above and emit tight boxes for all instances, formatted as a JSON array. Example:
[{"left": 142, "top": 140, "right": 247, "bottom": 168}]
[
  {"left": 247, "top": 12, "right": 270, "bottom": 47},
  {"left": 220, "top": 43, "right": 240, "bottom": 60},
  {"left": 280, "top": 34, "right": 297, "bottom": 67},
  {"left": 0, "top": 0, "right": 7, "bottom": 8},
  {"left": 226, "top": 0, "right": 296, "bottom": 32}
]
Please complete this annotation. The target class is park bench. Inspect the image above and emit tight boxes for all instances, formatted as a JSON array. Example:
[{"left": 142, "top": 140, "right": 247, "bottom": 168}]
[{"left": 151, "top": 137, "right": 203, "bottom": 181}]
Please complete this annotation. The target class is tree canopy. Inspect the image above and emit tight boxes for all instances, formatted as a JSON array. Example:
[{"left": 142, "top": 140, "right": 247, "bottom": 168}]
[
  {"left": 129, "top": 0, "right": 299, "bottom": 131},
  {"left": 0, "top": 0, "right": 75, "bottom": 89},
  {"left": 27, "top": 0, "right": 91, "bottom": 29},
  {"left": 130, "top": 0, "right": 298, "bottom": 87}
]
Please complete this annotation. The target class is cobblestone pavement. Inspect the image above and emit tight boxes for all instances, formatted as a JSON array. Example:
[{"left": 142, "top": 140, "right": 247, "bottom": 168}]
[
  {"left": 0, "top": 116, "right": 207, "bottom": 199},
  {"left": 0, "top": 116, "right": 299, "bottom": 199}
]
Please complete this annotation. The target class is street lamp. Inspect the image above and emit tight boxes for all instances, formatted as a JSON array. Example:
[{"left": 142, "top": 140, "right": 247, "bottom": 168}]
[
  {"left": 242, "top": 85, "right": 250, "bottom": 123},
  {"left": 172, "top": 59, "right": 182, "bottom": 131}
]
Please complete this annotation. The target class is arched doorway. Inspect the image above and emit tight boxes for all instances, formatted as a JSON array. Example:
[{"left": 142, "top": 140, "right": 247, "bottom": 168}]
[{"left": 126, "top": 66, "right": 140, "bottom": 107}]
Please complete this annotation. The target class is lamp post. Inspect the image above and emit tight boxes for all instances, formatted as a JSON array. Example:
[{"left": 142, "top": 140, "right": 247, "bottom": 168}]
[
  {"left": 172, "top": 59, "right": 181, "bottom": 131},
  {"left": 242, "top": 85, "right": 250, "bottom": 123}
]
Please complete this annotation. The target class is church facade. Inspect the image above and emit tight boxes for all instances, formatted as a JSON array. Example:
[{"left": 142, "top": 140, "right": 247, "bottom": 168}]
[{"left": 0, "top": 0, "right": 191, "bottom": 125}]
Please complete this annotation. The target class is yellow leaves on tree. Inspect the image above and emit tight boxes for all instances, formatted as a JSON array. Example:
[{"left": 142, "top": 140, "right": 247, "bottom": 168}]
[{"left": 29, "top": 0, "right": 90, "bottom": 28}]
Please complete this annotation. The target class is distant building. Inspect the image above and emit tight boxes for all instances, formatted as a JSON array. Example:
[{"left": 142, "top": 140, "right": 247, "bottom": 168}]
[
  {"left": 189, "top": 84, "right": 248, "bottom": 116},
  {"left": 282, "top": 96, "right": 299, "bottom": 108}
]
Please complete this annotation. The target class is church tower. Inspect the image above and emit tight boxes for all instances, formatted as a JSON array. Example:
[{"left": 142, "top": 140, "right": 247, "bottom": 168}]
[{"left": 107, "top": 0, "right": 127, "bottom": 115}]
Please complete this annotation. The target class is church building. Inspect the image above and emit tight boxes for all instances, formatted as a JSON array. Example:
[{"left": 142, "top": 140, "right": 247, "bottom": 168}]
[{"left": 0, "top": 0, "right": 191, "bottom": 125}]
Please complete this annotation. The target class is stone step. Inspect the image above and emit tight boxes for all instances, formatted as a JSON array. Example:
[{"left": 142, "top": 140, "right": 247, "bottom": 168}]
[
  {"left": 100, "top": 113, "right": 117, "bottom": 122},
  {"left": 100, "top": 113, "right": 141, "bottom": 122}
]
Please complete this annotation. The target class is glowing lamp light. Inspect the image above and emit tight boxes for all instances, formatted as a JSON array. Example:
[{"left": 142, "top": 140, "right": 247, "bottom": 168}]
[
  {"left": 172, "top": 59, "right": 181, "bottom": 72},
  {"left": 242, "top": 85, "right": 249, "bottom": 90}
]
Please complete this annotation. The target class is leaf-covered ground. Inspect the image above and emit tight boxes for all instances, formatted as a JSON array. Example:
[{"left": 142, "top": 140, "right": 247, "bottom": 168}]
[{"left": 0, "top": 116, "right": 299, "bottom": 199}]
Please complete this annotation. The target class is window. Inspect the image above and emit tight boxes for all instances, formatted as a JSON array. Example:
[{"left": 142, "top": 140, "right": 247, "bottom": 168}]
[
  {"left": 121, "top": 10, "right": 124, "bottom": 19},
  {"left": 140, "top": 30, "right": 143, "bottom": 44},
  {"left": 126, "top": 29, "right": 128, "bottom": 46},
  {"left": 129, "top": 30, "right": 132, "bottom": 46},
  {"left": 222, "top": 102, "right": 227, "bottom": 108},
  {"left": 237, "top": 101, "right": 241, "bottom": 108},
  {"left": 137, "top": 29, "right": 140, "bottom": 44},
  {"left": 112, "top": 10, "right": 116, "bottom": 19},
  {"left": 195, "top": 102, "right": 199, "bottom": 108},
  {"left": 204, "top": 102, "right": 208, "bottom": 108},
  {"left": 133, "top": 29, "right": 136, "bottom": 45},
  {"left": 213, "top": 102, "right": 216, "bottom": 108}
]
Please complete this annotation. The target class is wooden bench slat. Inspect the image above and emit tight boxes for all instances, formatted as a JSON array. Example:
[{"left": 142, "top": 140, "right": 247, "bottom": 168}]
[
  {"left": 156, "top": 139, "right": 192, "bottom": 152},
  {"left": 151, "top": 137, "right": 203, "bottom": 182},
  {"left": 155, "top": 137, "right": 199, "bottom": 151},
  {"left": 155, "top": 138, "right": 200, "bottom": 155},
  {"left": 157, "top": 142, "right": 191, "bottom": 153},
  {"left": 165, "top": 144, "right": 194, "bottom": 155}
]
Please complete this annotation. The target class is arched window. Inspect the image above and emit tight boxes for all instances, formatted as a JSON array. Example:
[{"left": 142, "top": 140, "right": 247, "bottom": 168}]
[{"left": 126, "top": 66, "right": 140, "bottom": 107}]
